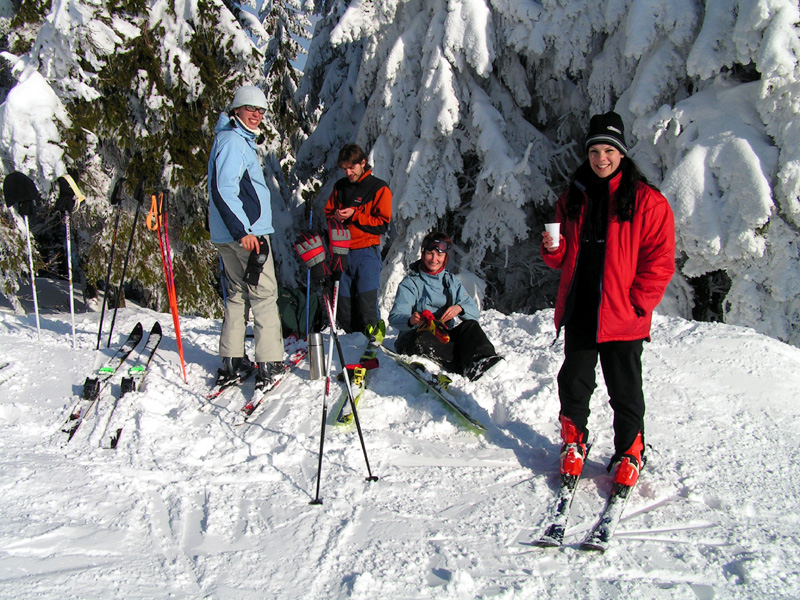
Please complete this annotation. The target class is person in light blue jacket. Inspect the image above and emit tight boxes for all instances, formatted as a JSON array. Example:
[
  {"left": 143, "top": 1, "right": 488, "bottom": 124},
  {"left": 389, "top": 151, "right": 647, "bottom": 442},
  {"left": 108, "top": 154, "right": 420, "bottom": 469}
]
[
  {"left": 389, "top": 231, "right": 501, "bottom": 381},
  {"left": 208, "top": 85, "right": 284, "bottom": 390}
]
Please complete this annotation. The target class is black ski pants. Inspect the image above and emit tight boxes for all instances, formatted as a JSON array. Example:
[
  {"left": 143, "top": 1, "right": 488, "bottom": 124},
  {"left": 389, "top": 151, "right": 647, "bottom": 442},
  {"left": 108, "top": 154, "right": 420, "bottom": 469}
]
[
  {"left": 557, "top": 325, "right": 645, "bottom": 461},
  {"left": 396, "top": 319, "right": 496, "bottom": 376}
]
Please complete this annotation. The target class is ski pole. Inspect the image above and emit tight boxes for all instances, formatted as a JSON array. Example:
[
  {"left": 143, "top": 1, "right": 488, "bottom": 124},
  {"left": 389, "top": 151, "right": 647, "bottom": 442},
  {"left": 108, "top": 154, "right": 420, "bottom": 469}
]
[
  {"left": 310, "top": 280, "right": 340, "bottom": 505},
  {"left": 65, "top": 212, "right": 76, "bottom": 347},
  {"left": 158, "top": 192, "right": 187, "bottom": 381},
  {"left": 57, "top": 172, "right": 85, "bottom": 349},
  {"left": 147, "top": 191, "right": 187, "bottom": 381},
  {"left": 309, "top": 280, "right": 377, "bottom": 506},
  {"left": 96, "top": 177, "right": 125, "bottom": 349},
  {"left": 304, "top": 206, "right": 313, "bottom": 338},
  {"left": 322, "top": 287, "right": 377, "bottom": 484},
  {"left": 24, "top": 216, "right": 41, "bottom": 339},
  {"left": 107, "top": 178, "right": 145, "bottom": 348},
  {"left": 3, "top": 172, "right": 41, "bottom": 339}
]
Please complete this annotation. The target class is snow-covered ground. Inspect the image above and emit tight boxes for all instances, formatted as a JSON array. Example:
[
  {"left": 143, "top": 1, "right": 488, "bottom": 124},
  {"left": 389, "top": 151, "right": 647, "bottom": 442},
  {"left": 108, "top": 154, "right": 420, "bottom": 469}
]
[{"left": 0, "top": 303, "right": 798, "bottom": 599}]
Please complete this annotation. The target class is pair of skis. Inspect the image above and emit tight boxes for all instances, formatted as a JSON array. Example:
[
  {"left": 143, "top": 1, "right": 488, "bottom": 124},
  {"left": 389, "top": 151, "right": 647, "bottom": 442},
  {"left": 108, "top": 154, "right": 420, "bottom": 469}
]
[
  {"left": 61, "top": 321, "right": 161, "bottom": 446},
  {"left": 328, "top": 330, "right": 487, "bottom": 434},
  {"left": 531, "top": 453, "right": 637, "bottom": 552},
  {"left": 233, "top": 348, "right": 308, "bottom": 426},
  {"left": 204, "top": 365, "right": 256, "bottom": 402},
  {"left": 201, "top": 345, "right": 308, "bottom": 426},
  {"left": 378, "top": 344, "right": 487, "bottom": 434}
]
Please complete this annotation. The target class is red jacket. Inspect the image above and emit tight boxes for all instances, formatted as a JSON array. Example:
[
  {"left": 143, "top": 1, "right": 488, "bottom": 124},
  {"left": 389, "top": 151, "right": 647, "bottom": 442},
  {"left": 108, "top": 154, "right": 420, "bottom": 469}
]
[{"left": 541, "top": 172, "right": 675, "bottom": 342}]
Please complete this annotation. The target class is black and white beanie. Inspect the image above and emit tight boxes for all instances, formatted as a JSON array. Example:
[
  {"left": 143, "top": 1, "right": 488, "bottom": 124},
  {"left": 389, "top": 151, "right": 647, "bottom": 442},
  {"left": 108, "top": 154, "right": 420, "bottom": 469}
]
[{"left": 584, "top": 111, "right": 628, "bottom": 155}]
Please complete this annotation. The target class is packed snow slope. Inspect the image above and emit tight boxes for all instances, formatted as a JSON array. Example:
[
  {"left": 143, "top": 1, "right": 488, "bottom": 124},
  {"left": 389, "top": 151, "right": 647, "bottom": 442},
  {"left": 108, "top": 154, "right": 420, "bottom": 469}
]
[{"left": 0, "top": 306, "right": 798, "bottom": 599}]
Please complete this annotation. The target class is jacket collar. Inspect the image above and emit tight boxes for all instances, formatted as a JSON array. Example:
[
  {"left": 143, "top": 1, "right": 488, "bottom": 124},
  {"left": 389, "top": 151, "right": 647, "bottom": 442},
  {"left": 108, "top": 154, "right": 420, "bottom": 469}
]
[{"left": 574, "top": 163, "right": 623, "bottom": 197}]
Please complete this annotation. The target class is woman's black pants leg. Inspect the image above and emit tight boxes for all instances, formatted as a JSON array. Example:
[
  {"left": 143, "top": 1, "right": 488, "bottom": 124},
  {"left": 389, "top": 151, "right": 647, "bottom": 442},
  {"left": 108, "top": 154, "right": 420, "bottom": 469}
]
[{"left": 557, "top": 326, "right": 645, "bottom": 455}]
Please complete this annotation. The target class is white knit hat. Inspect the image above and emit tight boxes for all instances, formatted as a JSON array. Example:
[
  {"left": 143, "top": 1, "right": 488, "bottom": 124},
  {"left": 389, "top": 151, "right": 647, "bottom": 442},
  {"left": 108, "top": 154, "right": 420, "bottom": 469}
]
[{"left": 231, "top": 85, "right": 268, "bottom": 109}]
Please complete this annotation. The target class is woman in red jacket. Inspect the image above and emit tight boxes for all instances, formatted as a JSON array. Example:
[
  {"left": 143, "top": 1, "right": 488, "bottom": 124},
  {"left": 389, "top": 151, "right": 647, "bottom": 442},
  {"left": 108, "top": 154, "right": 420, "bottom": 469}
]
[{"left": 541, "top": 111, "right": 675, "bottom": 488}]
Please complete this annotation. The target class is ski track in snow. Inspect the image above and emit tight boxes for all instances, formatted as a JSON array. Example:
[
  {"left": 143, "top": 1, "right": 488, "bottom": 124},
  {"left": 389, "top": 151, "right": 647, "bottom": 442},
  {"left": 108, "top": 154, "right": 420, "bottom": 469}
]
[{"left": 0, "top": 307, "right": 799, "bottom": 599}]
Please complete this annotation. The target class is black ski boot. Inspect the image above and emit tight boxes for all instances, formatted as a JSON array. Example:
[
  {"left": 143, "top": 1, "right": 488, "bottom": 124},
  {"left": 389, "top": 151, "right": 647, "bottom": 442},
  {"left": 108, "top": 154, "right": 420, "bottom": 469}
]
[
  {"left": 466, "top": 355, "right": 502, "bottom": 381},
  {"left": 255, "top": 361, "right": 286, "bottom": 392},
  {"left": 216, "top": 356, "right": 254, "bottom": 386}
]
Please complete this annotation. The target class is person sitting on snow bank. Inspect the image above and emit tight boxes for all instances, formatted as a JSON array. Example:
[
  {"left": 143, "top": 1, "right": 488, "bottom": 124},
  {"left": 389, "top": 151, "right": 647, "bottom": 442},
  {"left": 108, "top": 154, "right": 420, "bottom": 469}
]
[
  {"left": 541, "top": 110, "right": 675, "bottom": 487},
  {"left": 389, "top": 231, "right": 501, "bottom": 381}
]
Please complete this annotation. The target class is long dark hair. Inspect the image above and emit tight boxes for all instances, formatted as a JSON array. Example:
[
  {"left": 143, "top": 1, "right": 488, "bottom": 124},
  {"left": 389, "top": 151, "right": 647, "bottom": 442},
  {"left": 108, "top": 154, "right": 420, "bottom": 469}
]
[{"left": 565, "top": 156, "right": 652, "bottom": 222}]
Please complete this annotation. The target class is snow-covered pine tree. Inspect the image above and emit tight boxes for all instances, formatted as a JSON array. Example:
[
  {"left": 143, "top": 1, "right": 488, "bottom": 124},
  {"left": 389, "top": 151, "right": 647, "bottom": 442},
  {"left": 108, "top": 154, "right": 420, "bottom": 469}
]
[
  {"left": 295, "top": 0, "right": 800, "bottom": 346},
  {"left": 0, "top": 0, "right": 309, "bottom": 316},
  {"left": 293, "top": 0, "right": 555, "bottom": 317},
  {"left": 256, "top": 0, "right": 315, "bottom": 285},
  {"left": 0, "top": 3, "right": 69, "bottom": 313}
]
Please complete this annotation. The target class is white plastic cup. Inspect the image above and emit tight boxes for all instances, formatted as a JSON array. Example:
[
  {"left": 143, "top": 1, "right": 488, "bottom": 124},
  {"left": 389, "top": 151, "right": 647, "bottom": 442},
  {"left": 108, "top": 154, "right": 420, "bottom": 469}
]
[{"left": 545, "top": 222, "right": 560, "bottom": 247}]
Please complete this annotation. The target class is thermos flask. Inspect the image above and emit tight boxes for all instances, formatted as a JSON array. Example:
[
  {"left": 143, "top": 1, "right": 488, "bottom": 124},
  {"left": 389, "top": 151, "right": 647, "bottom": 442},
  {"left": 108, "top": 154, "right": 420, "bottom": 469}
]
[{"left": 308, "top": 332, "right": 325, "bottom": 379}]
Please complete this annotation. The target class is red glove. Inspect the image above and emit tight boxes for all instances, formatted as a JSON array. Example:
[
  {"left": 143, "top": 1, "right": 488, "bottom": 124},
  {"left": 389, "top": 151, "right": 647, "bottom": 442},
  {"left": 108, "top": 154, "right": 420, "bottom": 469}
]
[
  {"left": 327, "top": 218, "right": 350, "bottom": 275},
  {"left": 419, "top": 310, "right": 450, "bottom": 343},
  {"left": 294, "top": 231, "right": 329, "bottom": 282}
]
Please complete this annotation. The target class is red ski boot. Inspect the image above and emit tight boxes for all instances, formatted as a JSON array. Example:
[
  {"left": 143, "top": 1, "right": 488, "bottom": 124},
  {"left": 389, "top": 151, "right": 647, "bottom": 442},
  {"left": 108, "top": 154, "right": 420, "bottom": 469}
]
[
  {"left": 613, "top": 432, "right": 645, "bottom": 486},
  {"left": 559, "top": 415, "right": 587, "bottom": 477}
]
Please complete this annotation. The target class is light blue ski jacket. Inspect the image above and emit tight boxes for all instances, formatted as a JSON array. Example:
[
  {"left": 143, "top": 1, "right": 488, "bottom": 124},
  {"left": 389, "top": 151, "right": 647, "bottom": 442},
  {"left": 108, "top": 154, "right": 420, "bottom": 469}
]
[
  {"left": 207, "top": 113, "right": 274, "bottom": 244},
  {"left": 389, "top": 261, "right": 480, "bottom": 332}
]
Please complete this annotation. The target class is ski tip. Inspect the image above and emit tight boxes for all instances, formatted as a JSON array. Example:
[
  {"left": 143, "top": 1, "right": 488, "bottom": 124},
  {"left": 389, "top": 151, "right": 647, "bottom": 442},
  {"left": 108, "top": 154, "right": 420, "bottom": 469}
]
[
  {"left": 531, "top": 538, "right": 562, "bottom": 548},
  {"left": 108, "top": 428, "right": 122, "bottom": 449},
  {"left": 151, "top": 321, "right": 162, "bottom": 334}
]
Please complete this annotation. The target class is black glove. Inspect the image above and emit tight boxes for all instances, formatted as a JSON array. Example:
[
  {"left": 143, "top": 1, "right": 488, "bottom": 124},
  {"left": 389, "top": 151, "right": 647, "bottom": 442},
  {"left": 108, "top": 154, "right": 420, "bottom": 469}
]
[
  {"left": 3, "top": 171, "right": 39, "bottom": 216},
  {"left": 54, "top": 170, "right": 84, "bottom": 214},
  {"left": 54, "top": 178, "right": 76, "bottom": 213},
  {"left": 243, "top": 236, "right": 269, "bottom": 286},
  {"left": 327, "top": 218, "right": 350, "bottom": 275}
]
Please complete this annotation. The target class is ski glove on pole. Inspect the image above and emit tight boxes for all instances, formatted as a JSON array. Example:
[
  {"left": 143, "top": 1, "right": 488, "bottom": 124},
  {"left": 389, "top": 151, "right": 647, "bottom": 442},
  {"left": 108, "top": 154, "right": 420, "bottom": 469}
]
[
  {"left": 3, "top": 171, "right": 39, "bottom": 217},
  {"left": 54, "top": 169, "right": 85, "bottom": 214},
  {"left": 327, "top": 218, "right": 351, "bottom": 276},
  {"left": 419, "top": 309, "right": 451, "bottom": 343},
  {"left": 244, "top": 236, "right": 270, "bottom": 285},
  {"left": 295, "top": 231, "right": 330, "bottom": 283}
]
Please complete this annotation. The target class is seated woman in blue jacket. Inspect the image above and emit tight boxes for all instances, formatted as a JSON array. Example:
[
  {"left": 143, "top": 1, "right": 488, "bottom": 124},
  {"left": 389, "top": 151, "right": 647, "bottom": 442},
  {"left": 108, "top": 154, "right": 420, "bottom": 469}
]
[{"left": 388, "top": 231, "right": 501, "bottom": 381}]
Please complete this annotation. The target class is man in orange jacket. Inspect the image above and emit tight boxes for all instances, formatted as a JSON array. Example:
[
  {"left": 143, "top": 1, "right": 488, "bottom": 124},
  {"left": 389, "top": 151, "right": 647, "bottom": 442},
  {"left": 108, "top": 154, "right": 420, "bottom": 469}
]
[{"left": 325, "top": 144, "right": 392, "bottom": 333}]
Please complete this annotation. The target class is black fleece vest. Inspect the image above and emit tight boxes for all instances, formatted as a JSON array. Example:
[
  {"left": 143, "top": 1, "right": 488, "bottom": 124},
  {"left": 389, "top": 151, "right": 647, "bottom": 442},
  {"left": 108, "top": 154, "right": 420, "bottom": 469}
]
[{"left": 333, "top": 174, "right": 389, "bottom": 235}]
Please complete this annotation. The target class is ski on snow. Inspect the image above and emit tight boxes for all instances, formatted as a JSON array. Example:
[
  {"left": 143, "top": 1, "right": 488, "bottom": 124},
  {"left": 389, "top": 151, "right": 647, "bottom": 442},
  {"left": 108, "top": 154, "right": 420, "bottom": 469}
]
[
  {"left": 203, "top": 363, "right": 256, "bottom": 404},
  {"left": 378, "top": 344, "right": 487, "bottom": 434},
  {"left": 232, "top": 347, "right": 308, "bottom": 426},
  {"left": 579, "top": 481, "right": 636, "bottom": 552},
  {"left": 332, "top": 321, "right": 385, "bottom": 426},
  {"left": 530, "top": 444, "right": 593, "bottom": 548},
  {"left": 201, "top": 336, "right": 307, "bottom": 408},
  {"left": 61, "top": 322, "right": 144, "bottom": 443},
  {"left": 103, "top": 322, "right": 162, "bottom": 449},
  {"left": 531, "top": 449, "right": 637, "bottom": 551}
]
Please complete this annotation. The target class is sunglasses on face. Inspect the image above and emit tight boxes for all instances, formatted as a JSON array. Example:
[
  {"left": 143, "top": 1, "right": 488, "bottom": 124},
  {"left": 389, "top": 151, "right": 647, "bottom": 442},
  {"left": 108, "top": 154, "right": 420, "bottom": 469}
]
[
  {"left": 243, "top": 105, "right": 266, "bottom": 114},
  {"left": 423, "top": 239, "right": 451, "bottom": 254}
]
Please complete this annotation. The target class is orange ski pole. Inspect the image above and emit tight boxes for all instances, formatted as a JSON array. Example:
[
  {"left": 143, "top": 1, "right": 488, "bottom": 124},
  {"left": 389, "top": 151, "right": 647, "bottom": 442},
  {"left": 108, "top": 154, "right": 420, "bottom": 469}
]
[{"left": 147, "top": 192, "right": 187, "bottom": 381}]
